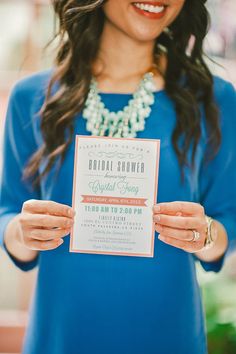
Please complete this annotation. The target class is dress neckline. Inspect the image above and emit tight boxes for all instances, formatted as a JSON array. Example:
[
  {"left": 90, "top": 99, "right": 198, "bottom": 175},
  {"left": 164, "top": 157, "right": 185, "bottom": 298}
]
[{"left": 99, "top": 89, "right": 165, "bottom": 96}]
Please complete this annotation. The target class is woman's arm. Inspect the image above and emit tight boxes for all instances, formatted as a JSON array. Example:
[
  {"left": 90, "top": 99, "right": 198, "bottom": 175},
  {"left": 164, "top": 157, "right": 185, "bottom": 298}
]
[
  {"left": 0, "top": 77, "right": 73, "bottom": 269},
  {"left": 153, "top": 80, "right": 236, "bottom": 270}
]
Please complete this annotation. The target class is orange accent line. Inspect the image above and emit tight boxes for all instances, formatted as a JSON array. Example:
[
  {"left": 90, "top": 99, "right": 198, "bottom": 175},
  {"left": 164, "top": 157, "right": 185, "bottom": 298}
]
[{"left": 81, "top": 195, "right": 147, "bottom": 207}]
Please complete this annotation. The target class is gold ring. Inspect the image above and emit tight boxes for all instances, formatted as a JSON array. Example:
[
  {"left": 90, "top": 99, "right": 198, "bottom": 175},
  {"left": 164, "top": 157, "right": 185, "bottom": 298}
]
[{"left": 191, "top": 230, "right": 200, "bottom": 242}]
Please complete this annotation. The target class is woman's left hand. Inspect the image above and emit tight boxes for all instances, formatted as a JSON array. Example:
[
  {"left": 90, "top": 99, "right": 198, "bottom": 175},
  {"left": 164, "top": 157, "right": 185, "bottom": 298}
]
[{"left": 153, "top": 201, "right": 208, "bottom": 253}]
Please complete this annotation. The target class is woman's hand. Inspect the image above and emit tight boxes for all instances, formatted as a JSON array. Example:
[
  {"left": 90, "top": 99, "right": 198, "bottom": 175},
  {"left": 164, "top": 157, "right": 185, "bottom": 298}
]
[
  {"left": 17, "top": 199, "right": 75, "bottom": 251},
  {"left": 153, "top": 201, "right": 208, "bottom": 253}
]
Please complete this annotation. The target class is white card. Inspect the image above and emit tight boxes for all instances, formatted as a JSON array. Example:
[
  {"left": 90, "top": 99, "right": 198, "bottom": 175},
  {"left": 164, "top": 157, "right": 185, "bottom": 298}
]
[{"left": 70, "top": 136, "right": 160, "bottom": 257}]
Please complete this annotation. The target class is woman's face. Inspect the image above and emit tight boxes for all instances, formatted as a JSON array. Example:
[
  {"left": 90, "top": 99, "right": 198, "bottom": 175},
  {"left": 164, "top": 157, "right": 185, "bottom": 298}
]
[{"left": 103, "top": 0, "right": 185, "bottom": 42}]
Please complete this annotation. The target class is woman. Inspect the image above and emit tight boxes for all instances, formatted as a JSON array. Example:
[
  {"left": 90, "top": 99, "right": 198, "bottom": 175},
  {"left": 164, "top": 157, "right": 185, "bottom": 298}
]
[{"left": 1, "top": 0, "right": 236, "bottom": 353}]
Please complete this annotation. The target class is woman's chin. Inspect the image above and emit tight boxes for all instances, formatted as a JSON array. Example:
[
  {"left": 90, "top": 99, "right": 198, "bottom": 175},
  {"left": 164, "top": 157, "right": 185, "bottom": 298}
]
[{"left": 127, "top": 26, "right": 163, "bottom": 43}]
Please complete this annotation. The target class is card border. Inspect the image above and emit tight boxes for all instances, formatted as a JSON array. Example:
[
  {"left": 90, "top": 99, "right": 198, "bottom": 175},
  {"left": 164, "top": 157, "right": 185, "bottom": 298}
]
[{"left": 70, "top": 135, "right": 160, "bottom": 257}]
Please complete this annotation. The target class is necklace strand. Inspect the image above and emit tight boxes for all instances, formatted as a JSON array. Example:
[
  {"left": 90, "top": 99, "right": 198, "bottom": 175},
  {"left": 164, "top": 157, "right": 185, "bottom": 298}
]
[{"left": 82, "top": 72, "right": 156, "bottom": 138}]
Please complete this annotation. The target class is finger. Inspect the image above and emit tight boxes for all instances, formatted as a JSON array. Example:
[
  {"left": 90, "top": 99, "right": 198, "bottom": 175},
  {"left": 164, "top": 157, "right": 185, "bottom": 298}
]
[
  {"left": 154, "top": 223, "right": 199, "bottom": 242},
  {"left": 27, "top": 227, "right": 71, "bottom": 241},
  {"left": 20, "top": 213, "right": 74, "bottom": 229},
  {"left": 153, "top": 202, "right": 204, "bottom": 216},
  {"left": 23, "top": 200, "right": 75, "bottom": 217},
  {"left": 153, "top": 214, "right": 206, "bottom": 230},
  {"left": 158, "top": 234, "right": 203, "bottom": 253},
  {"left": 27, "top": 238, "right": 64, "bottom": 251}
]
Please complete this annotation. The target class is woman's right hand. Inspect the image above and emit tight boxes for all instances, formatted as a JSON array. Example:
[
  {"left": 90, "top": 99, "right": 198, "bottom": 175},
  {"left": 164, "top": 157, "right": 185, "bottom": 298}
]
[{"left": 17, "top": 199, "right": 75, "bottom": 251}]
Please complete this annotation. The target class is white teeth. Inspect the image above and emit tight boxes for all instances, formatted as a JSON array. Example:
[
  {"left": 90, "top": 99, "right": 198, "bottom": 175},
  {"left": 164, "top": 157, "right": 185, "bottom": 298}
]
[{"left": 134, "top": 3, "right": 165, "bottom": 13}]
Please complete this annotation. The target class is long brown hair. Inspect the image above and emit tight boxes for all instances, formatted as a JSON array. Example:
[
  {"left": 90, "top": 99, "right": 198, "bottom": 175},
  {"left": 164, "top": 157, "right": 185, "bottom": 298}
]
[{"left": 24, "top": 0, "right": 220, "bottom": 185}]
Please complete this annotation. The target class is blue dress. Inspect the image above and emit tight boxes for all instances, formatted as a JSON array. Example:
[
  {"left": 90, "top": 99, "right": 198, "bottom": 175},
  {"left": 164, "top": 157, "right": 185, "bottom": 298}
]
[{"left": 1, "top": 70, "right": 236, "bottom": 354}]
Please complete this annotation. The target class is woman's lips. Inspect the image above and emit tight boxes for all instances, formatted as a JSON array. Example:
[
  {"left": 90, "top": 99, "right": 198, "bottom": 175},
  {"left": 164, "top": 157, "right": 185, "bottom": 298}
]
[{"left": 132, "top": 2, "right": 167, "bottom": 20}]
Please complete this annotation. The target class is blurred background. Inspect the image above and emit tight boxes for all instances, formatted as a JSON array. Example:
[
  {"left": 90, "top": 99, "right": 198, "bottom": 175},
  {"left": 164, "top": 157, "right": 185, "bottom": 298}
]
[{"left": 0, "top": 0, "right": 236, "bottom": 353}]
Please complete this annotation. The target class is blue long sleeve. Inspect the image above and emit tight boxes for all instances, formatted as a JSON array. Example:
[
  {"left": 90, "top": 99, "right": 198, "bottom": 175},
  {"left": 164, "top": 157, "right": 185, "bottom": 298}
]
[
  {"left": 198, "top": 80, "right": 236, "bottom": 271},
  {"left": 0, "top": 83, "right": 41, "bottom": 271}
]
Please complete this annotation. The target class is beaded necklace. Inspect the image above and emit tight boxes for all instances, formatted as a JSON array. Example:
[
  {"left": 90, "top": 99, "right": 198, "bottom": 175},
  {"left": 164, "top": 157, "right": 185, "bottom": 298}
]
[{"left": 82, "top": 72, "right": 156, "bottom": 138}]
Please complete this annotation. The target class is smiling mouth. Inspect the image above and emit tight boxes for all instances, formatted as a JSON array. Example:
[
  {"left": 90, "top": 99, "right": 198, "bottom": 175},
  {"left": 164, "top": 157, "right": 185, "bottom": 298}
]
[
  {"left": 132, "top": 1, "right": 167, "bottom": 14},
  {"left": 132, "top": 1, "right": 168, "bottom": 20}
]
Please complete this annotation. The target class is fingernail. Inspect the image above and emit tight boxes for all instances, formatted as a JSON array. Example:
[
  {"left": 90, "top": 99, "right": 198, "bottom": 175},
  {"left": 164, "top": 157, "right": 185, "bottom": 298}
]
[
  {"left": 58, "top": 239, "right": 64, "bottom": 246},
  {"left": 158, "top": 235, "right": 165, "bottom": 242},
  {"left": 67, "top": 220, "right": 74, "bottom": 226},
  {"left": 154, "top": 205, "right": 161, "bottom": 212},
  {"left": 43, "top": 242, "right": 52, "bottom": 249},
  {"left": 68, "top": 208, "right": 75, "bottom": 217},
  {"left": 154, "top": 215, "right": 160, "bottom": 222},
  {"left": 155, "top": 223, "right": 162, "bottom": 231}
]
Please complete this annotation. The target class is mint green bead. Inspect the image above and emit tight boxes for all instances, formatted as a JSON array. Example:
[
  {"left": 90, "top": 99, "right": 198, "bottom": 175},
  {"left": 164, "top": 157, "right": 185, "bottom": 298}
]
[{"left": 82, "top": 71, "right": 156, "bottom": 138}]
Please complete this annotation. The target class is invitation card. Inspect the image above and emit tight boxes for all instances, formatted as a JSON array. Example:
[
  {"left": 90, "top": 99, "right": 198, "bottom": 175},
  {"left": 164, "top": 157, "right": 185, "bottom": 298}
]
[{"left": 70, "top": 136, "right": 160, "bottom": 257}]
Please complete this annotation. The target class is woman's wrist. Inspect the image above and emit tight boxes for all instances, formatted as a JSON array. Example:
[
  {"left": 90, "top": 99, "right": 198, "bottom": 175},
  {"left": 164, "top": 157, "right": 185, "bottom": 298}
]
[
  {"left": 4, "top": 214, "right": 38, "bottom": 263},
  {"left": 195, "top": 219, "right": 228, "bottom": 263}
]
